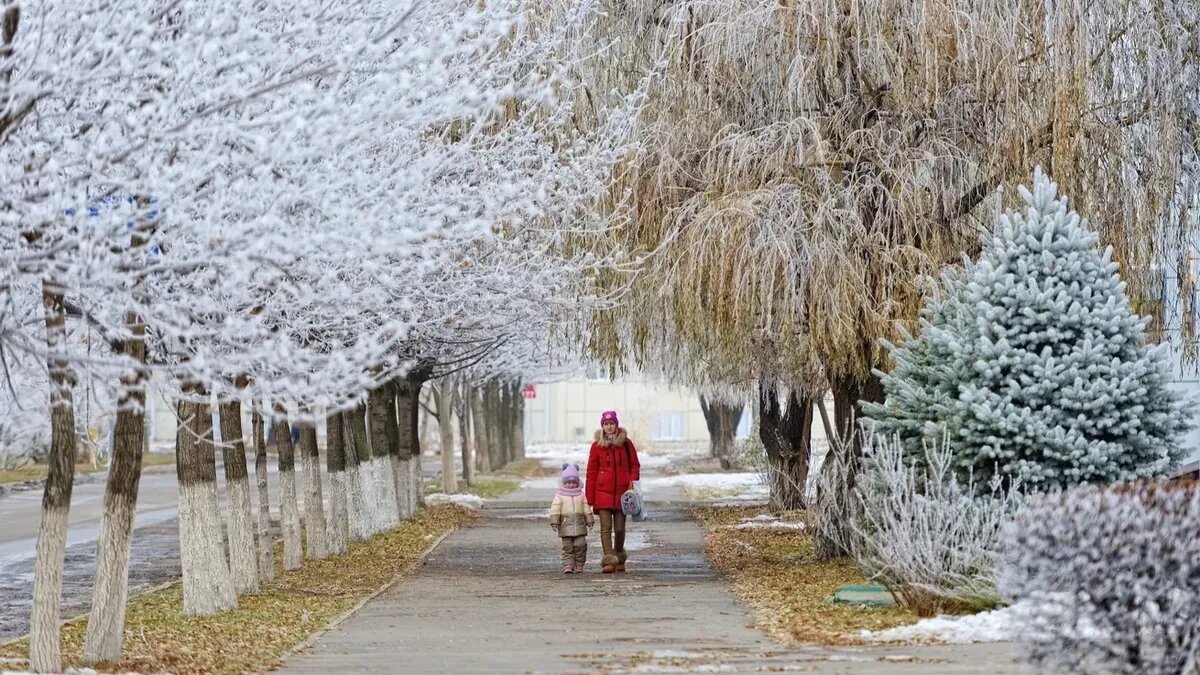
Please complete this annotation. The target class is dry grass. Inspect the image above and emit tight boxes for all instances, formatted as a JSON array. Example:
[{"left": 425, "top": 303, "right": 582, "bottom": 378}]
[
  {"left": 694, "top": 505, "right": 918, "bottom": 645},
  {"left": 495, "top": 458, "right": 556, "bottom": 478},
  {"left": 0, "top": 505, "right": 476, "bottom": 674},
  {"left": 0, "top": 454, "right": 175, "bottom": 486}
]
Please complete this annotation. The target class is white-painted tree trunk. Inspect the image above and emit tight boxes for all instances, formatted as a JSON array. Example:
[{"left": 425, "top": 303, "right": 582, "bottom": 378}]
[
  {"left": 219, "top": 400, "right": 259, "bottom": 595},
  {"left": 251, "top": 411, "right": 274, "bottom": 581},
  {"left": 177, "top": 397, "right": 237, "bottom": 616},
  {"left": 30, "top": 284, "right": 78, "bottom": 674},
  {"left": 433, "top": 379, "right": 458, "bottom": 494},
  {"left": 299, "top": 425, "right": 328, "bottom": 560},
  {"left": 412, "top": 453, "right": 424, "bottom": 509},
  {"left": 178, "top": 481, "right": 238, "bottom": 615},
  {"left": 346, "top": 463, "right": 370, "bottom": 540},
  {"left": 30, "top": 503, "right": 69, "bottom": 673},
  {"left": 393, "top": 455, "right": 413, "bottom": 520},
  {"left": 225, "top": 478, "right": 259, "bottom": 593},
  {"left": 327, "top": 471, "right": 349, "bottom": 554},
  {"left": 375, "top": 457, "right": 400, "bottom": 531},
  {"left": 324, "top": 413, "right": 349, "bottom": 555},
  {"left": 83, "top": 498, "right": 134, "bottom": 663},
  {"left": 273, "top": 418, "right": 303, "bottom": 571}
]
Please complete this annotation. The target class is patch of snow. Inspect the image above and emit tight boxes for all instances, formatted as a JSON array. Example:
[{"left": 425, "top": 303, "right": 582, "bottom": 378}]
[
  {"left": 623, "top": 530, "right": 651, "bottom": 551},
  {"left": 643, "top": 472, "right": 766, "bottom": 498},
  {"left": 727, "top": 514, "right": 806, "bottom": 531},
  {"left": 426, "top": 493, "right": 484, "bottom": 510},
  {"left": 862, "top": 602, "right": 1028, "bottom": 644}
]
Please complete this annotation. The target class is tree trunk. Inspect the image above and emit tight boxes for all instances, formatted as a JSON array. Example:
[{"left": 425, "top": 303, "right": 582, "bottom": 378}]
[
  {"left": 511, "top": 382, "right": 526, "bottom": 461},
  {"left": 394, "top": 379, "right": 420, "bottom": 515},
  {"left": 337, "top": 410, "right": 364, "bottom": 544},
  {"left": 30, "top": 284, "right": 78, "bottom": 673},
  {"left": 757, "top": 381, "right": 812, "bottom": 511},
  {"left": 457, "top": 377, "right": 473, "bottom": 487},
  {"left": 272, "top": 415, "right": 303, "bottom": 570},
  {"left": 367, "top": 386, "right": 402, "bottom": 529},
  {"left": 433, "top": 379, "right": 457, "bottom": 494},
  {"left": 298, "top": 423, "right": 328, "bottom": 560},
  {"left": 814, "top": 370, "right": 885, "bottom": 559},
  {"left": 403, "top": 375, "right": 427, "bottom": 510},
  {"left": 486, "top": 382, "right": 504, "bottom": 470},
  {"left": 325, "top": 412, "right": 349, "bottom": 555},
  {"left": 251, "top": 409, "right": 274, "bottom": 581},
  {"left": 344, "top": 407, "right": 373, "bottom": 539},
  {"left": 82, "top": 309, "right": 146, "bottom": 664},
  {"left": 217, "top": 400, "right": 258, "bottom": 594},
  {"left": 471, "top": 386, "right": 490, "bottom": 474},
  {"left": 700, "top": 396, "right": 744, "bottom": 470},
  {"left": 177, "top": 395, "right": 237, "bottom": 616}
]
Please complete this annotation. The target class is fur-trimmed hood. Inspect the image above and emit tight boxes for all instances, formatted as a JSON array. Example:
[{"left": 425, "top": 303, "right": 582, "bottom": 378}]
[{"left": 594, "top": 427, "right": 628, "bottom": 447}]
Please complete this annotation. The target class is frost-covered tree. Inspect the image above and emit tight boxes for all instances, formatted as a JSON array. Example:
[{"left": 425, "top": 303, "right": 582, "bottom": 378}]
[
  {"left": 866, "top": 170, "right": 1190, "bottom": 489},
  {"left": 999, "top": 483, "right": 1200, "bottom": 674}
]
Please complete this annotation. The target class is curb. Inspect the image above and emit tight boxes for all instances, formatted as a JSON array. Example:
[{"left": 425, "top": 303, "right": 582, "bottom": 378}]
[{"left": 269, "top": 528, "right": 458, "bottom": 670}]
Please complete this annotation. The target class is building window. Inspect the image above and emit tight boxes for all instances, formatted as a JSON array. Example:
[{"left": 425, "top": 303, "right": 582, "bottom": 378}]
[
  {"left": 652, "top": 412, "right": 684, "bottom": 441},
  {"left": 586, "top": 366, "right": 611, "bottom": 382}
]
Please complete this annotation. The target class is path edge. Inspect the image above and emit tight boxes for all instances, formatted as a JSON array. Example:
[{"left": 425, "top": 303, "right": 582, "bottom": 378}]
[{"left": 269, "top": 528, "right": 458, "bottom": 670}]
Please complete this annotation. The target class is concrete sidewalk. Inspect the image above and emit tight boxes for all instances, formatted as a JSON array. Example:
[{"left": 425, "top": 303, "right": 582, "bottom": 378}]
[{"left": 276, "top": 473, "right": 1024, "bottom": 674}]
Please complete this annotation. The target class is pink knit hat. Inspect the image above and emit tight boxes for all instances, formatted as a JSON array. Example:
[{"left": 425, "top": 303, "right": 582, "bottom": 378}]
[
  {"left": 561, "top": 463, "right": 581, "bottom": 484},
  {"left": 600, "top": 410, "right": 619, "bottom": 426}
]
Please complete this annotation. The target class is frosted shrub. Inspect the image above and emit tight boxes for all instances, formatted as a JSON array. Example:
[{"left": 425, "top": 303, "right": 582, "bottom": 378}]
[
  {"left": 999, "top": 483, "right": 1200, "bottom": 675},
  {"left": 865, "top": 169, "right": 1189, "bottom": 489},
  {"left": 851, "top": 433, "right": 1022, "bottom": 617}
]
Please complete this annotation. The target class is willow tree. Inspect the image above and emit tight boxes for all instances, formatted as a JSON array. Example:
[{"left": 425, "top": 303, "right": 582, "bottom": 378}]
[{"left": 575, "top": 0, "right": 1199, "bottom": 507}]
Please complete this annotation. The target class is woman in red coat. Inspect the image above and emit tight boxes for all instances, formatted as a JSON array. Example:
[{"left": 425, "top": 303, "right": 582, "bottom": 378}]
[{"left": 586, "top": 410, "right": 640, "bottom": 573}]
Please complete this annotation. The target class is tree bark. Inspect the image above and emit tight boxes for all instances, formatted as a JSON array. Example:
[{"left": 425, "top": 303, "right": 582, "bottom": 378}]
[
  {"left": 471, "top": 386, "right": 491, "bottom": 474},
  {"left": 325, "top": 412, "right": 349, "bottom": 555},
  {"left": 433, "top": 379, "right": 457, "bottom": 494},
  {"left": 456, "top": 377, "right": 473, "bottom": 487},
  {"left": 217, "top": 399, "right": 259, "bottom": 594},
  {"left": 395, "top": 378, "right": 424, "bottom": 515},
  {"left": 298, "top": 423, "right": 328, "bottom": 559},
  {"left": 407, "top": 376, "right": 426, "bottom": 509},
  {"left": 511, "top": 381, "right": 526, "bottom": 461},
  {"left": 487, "top": 381, "right": 505, "bottom": 470},
  {"left": 176, "top": 395, "right": 237, "bottom": 616},
  {"left": 757, "top": 381, "right": 812, "bottom": 511},
  {"left": 251, "top": 409, "right": 274, "bottom": 581},
  {"left": 30, "top": 284, "right": 78, "bottom": 673},
  {"left": 82, "top": 309, "right": 146, "bottom": 664},
  {"left": 272, "top": 415, "right": 303, "bottom": 570},
  {"left": 344, "top": 407, "right": 373, "bottom": 539},
  {"left": 700, "top": 396, "right": 744, "bottom": 469},
  {"left": 367, "top": 386, "right": 402, "bottom": 529}
]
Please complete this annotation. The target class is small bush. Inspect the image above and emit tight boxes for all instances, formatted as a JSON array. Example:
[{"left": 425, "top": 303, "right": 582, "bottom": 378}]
[
  {"left": 998, "top": 482, "right": 1200, "bottom": 675},
  {"left": 850, "top": 434, "right": 1022, "bottom": 617}
]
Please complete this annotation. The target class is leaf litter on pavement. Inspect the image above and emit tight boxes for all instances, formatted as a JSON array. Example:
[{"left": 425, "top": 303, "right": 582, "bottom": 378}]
[{"left": 0, "top": 505, "right": 476, "bottom": 674}]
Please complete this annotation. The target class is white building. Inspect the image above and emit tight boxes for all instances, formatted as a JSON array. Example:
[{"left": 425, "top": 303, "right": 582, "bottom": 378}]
[{"left": 522, "top": 370, "right": 751, "bottom": 449}]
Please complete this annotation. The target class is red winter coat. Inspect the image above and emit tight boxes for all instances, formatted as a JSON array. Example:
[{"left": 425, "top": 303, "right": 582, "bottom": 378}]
[{"left": 585, "top": 428, "right": 641, "bottom": 511}]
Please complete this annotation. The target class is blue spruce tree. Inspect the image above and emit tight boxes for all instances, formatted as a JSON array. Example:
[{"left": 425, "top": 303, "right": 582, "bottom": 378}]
[{"left": 865, "top": 169, "right": 1190, "bottom": 489}]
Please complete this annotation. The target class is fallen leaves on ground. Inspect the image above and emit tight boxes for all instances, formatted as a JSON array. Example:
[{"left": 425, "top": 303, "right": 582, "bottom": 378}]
[
  {"left": 695, "top": 505, "right": 918, "bottom": 645},
  {"left": 0, "top": 505, "right": 476, "bottom": 674}
]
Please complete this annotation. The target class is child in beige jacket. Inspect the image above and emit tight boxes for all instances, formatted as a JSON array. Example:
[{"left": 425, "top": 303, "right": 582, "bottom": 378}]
[{"left": 549, "top": 463, "right": 594, "bottom": 573}]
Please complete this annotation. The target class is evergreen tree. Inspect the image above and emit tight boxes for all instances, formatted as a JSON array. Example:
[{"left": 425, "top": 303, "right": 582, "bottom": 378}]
[{"left": 865, "top": 169, "right": 1190, "bottom": 489}]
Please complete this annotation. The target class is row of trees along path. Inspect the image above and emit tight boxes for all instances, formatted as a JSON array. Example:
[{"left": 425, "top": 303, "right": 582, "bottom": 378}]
[{"left": 0, "top": 0, "right": 634, "bottom": 672}]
